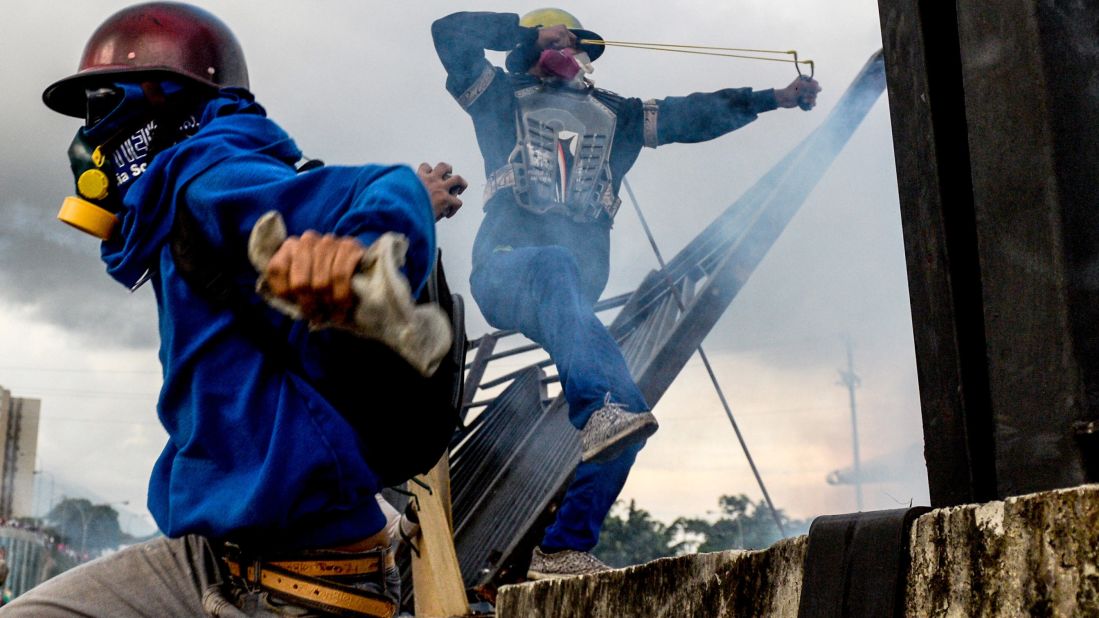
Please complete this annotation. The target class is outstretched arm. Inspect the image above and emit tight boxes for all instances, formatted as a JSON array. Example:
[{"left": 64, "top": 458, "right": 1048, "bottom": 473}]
[{"left": 643, "top": 76, "right": 822, "bottom": 147}]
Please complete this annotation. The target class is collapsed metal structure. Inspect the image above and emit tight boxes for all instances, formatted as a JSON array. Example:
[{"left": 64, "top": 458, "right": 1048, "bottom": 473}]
[{"left": 440, "top": 50, "right": 887, "bottom": 596}]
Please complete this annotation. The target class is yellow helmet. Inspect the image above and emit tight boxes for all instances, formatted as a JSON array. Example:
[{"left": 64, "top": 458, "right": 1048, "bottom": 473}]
[
  {"left": 519, "top": 8, "right": 583, "bottom": 29},
  {"left": 519, "top": 8, "right": 604, "bottom": 62}
]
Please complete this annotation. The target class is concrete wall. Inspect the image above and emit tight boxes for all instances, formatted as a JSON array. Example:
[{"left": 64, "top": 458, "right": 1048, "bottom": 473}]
[
  {"left": 498, "top": 537, "right": 805, "bottom": 618},
  {"left": 908, "top": 485, "right": 1099, "bottom": 616},
  {"left": 497, "top": 485, "right": 1099, "bottom": 617}
]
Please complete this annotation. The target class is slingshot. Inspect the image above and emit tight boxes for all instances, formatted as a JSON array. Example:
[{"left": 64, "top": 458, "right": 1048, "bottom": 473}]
[{"left": 580, "top": 39, "right": 815, "bottom": 78}]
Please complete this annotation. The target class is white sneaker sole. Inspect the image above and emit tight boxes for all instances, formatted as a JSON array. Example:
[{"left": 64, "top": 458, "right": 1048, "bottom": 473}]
[
  {"left": 581, "top": 413, "right": 659, "bottom": 464},
  {"left": 525, "top": 569, "right": 572, "bottom": 581}
]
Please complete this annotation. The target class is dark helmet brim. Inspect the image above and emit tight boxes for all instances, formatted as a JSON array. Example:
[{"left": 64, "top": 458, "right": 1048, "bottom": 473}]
[
  {"left": 43, "top": 2, "right": 248, "bottom": 118},
  {"left": 42, "top": 66, "right": 220, "bottom": 119},
  {"left": 571, "top": 29, "right": 605, "bottom": 62}
]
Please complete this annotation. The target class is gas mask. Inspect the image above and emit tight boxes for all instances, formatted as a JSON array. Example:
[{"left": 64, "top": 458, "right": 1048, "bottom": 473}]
[
  {"left": 58, "top": 81, "right": 202, "bottom": 240},
  {"left": 535, "top": 49, "right": 594, "bottom": 88}
]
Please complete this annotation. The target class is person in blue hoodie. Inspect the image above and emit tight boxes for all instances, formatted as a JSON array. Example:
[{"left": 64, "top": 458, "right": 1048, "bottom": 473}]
[
  {"left": 12, "top": 3, "right": 464, "bottom": 617},
  {"left": 432, "top": 9, "right": 820, "bottom": 579}
]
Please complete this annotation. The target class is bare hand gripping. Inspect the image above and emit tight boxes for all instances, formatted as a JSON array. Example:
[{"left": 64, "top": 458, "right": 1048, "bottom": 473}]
[{"left": 247, "top": 211, "right": 452, "bottom": 376}]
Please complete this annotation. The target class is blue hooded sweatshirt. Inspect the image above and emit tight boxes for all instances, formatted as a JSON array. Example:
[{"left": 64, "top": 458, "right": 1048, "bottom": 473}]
[{"left": 101, "top": 89, "right": 436, "bottom": 549}]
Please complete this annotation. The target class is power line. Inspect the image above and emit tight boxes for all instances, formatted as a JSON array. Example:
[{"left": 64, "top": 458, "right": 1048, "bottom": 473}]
[
  {"left": 39, "top": 416, "right": 160, "bottom": 426},
  {"left": 0, "top": 366, "right": 160, "bottom": 375},
  {"left": 666, "top": 406, "right": 842, "bottom": 420},
  {"left": 1, "top": 387, "right": 157, "bottom": 400}
]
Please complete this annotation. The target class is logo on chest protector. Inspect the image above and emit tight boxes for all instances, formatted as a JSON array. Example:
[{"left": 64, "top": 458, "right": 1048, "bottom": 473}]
[{"left": 555, "top": 129, "right": 580, "bottom": 202}]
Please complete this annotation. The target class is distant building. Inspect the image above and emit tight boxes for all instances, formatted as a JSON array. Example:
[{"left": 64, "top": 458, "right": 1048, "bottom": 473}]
[{"left": 0, "top": 388, "right": 39, "bottom": 519}]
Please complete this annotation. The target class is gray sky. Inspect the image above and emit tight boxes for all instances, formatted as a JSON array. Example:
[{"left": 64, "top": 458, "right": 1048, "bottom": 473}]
[{"left": 0, "top": 1, "right": 926, "bottom": 534}]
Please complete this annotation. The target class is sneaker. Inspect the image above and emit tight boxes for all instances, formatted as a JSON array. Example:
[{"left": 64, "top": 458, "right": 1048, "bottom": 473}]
[
  {"left": 527, "top": 547, "right": 612, "bottom": 580},
  {"left": 579, "top": 398, "right": 659, "bottom": 463}
]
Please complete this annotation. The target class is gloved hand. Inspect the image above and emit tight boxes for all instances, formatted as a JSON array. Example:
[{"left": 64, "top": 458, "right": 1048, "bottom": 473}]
[{"left": 417, "top": 161, "right": 467, "bottom": 220}]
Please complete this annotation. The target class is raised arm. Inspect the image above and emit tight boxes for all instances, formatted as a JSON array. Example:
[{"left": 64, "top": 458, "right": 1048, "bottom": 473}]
[
  {"left": 642, "top": 77, "right": 821, "bottom": 147},
  {"left": 431, "top": 12, "right": 538, "bottom": 102}
]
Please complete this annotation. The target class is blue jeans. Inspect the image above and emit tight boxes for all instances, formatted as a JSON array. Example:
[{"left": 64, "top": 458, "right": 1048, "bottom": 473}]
[{"left": 471, "top": 245, "right": 650, "bottom": 551}]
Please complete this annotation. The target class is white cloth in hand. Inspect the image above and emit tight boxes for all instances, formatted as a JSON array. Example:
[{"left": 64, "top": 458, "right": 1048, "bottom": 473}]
[{"left": 247, "top": 211, "right": 452, "bottom": 376}]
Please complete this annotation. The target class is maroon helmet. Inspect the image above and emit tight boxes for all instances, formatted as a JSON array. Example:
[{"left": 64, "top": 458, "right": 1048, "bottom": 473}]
[{"left": 43, "top": 2, "right": 249, "bottom": 118}]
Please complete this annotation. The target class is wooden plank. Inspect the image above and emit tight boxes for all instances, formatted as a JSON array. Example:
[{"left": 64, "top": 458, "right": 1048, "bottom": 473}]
[{"left": 411, "top": 456, "right": 469, "bottom": 618}]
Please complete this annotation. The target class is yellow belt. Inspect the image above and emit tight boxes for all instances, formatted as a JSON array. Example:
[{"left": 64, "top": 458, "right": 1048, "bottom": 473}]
[{"left": 224, "top": 553, "right": 396, "bottom": 618}]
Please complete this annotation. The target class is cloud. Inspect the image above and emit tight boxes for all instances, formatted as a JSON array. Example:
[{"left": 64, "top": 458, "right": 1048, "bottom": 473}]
[
  {"left": 623, "top": 351, "right": 928, "bottom": 522},
  {"left": 0, "top": 201, "right": 159, "bottom": 348}
]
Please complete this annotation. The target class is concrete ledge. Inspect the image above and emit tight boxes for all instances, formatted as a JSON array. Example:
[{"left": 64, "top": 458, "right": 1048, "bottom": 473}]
[
  {"left": 496, "top": 536, "right": 806, "bottom": 618},
  {"left": 907, "top": 484, "right": 1099, "bottom": 616},
  {"left": 497, "top": 485, "right": 1099, "bottom": 617}
]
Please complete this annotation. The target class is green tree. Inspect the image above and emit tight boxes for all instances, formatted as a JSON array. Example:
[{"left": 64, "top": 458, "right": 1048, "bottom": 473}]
[
  {"left": 593, "top": 495, "right": 813, "bottom": 569},
  {"left": 46, "top": 498, "right": 126, "bottom": 557},
  {"left": 593, "top": 499, "right": 680, "bottom": 568},
  {"left": 674, "top": 494, "right": 811, "bottom": 552}
]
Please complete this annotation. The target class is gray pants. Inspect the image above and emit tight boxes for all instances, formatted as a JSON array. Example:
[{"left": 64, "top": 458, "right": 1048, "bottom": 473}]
[{"left": 1, "top": 536, "right": 397, "bottom": 617}]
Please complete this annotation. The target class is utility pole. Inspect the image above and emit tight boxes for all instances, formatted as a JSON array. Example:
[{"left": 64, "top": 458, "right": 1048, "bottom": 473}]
[{"left": 837, "top": 336, "right": 863, "bottom": 511}]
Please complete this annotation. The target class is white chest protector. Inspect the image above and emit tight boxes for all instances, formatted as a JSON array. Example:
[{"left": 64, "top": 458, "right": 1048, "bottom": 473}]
[{"left": 485, "top": 84, "right": 621, "bottom": 223}]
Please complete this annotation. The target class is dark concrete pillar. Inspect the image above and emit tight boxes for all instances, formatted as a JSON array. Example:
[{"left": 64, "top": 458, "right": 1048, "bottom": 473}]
[{"left": 878, "top": 0, "right": 1099, "bottom": 506}]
